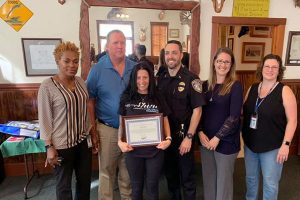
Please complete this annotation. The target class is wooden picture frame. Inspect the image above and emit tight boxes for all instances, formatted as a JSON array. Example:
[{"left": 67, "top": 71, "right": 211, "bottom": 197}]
[
  {"left": 227, "top": 38, "right": 234, "bottom": 51},
  {"left": 229, "top": 26, "right": 234, "bottom": 35},
  {"left": 21, "top": 38, "right": 62, "bottom": 76},
  {"left": 241, "top": 42, "right": 265, "bottom": 63},
  {"left": 250, "top": 26, "right": 272, "bottom": 38},
  {"left": 169, "top": 29, "right": 179, "bottom": 38},
  {"left": 285, "top": 31, "right": 300, "bottom": 66}
]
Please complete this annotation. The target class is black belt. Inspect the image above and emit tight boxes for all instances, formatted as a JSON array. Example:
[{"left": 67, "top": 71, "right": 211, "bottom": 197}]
[{"left": 97, "top": 119, "right": 117, "bottom": 129}]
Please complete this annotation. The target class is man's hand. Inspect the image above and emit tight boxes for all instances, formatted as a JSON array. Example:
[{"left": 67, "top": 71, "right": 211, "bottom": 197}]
[{"left": 179, "top": 137, "right": 192, "bottom": 155}]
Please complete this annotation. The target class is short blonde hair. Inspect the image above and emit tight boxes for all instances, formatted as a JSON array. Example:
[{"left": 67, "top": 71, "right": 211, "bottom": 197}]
[{"left": 53, "top": 41, "right": 80, "bottom": 63}]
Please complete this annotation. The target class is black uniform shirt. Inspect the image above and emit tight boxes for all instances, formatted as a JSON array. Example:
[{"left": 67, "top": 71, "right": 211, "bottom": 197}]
[{"left": 157, "top": 66, "right": 206, "bottom": 133}]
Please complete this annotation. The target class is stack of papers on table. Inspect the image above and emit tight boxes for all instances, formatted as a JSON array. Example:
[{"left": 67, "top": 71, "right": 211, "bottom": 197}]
[{"left": 0, "top": 121, "right": 40, "bottom": 139}]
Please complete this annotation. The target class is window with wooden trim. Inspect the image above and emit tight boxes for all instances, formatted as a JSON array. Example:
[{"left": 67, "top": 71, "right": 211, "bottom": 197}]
[
  {"left": 97, "top": 20, "right": 134, "bottom": 55},
  {"left": 151, "top": 22, "right": 168, "bottom": 56}
]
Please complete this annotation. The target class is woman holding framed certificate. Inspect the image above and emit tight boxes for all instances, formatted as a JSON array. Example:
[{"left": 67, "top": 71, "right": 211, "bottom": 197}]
[{"left": 118, "top": 62, "right": 172, "bottom": 200}]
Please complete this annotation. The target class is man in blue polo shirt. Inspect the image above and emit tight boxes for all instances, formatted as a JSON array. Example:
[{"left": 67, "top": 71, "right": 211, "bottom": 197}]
[{"left": 87, "top": 30, "right": 136, "bottom": 200}]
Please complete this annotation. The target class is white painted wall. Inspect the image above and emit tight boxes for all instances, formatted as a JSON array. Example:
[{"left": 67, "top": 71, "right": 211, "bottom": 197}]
[
  {"left": 0, "top": 0, "right": 80, "bottom": 83},
  {"left": 200, "top": 0, "right": 300, "bottom": 80},
  {"left": 89, "top": 7, "right": 189, "bottom": 56},
  {"left": 0, "top": 0, "right": 300, "bottom": 83}
]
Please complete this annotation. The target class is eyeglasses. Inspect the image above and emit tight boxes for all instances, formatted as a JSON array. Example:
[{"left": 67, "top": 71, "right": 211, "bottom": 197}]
[
  {"left": 263, "top": 65, "right": 279, "bottom": 70},
  {"left": 216, "top": 60, "right": 231, "bottom": 65}
]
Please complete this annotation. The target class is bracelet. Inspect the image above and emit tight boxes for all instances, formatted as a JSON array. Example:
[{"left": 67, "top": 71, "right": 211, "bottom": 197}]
[{"left": 165, "top": 136, "right": 172, "bottom": 142}]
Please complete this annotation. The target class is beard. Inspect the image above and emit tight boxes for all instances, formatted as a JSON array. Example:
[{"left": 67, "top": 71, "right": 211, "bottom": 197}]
[{"left": 166, "top": 59, "right": 181, "bottom": 69}]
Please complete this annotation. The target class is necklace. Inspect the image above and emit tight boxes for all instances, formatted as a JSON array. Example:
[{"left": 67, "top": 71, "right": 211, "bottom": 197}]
[
  {"left": 55, "top": 75, "right": 76, "bottom": 91},
  {"left": 209, "top": 84, "right": 220, "bottom": 102}
]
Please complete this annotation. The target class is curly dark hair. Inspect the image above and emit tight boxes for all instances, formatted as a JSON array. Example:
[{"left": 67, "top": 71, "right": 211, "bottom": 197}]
[{"left": 256, "top": 54, "right": 286, "bottom": 81}]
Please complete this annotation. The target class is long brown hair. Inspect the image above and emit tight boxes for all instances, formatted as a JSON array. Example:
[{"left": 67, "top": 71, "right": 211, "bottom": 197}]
[{"left": 208, "top": 47, "right": 236, "bottom": 95}]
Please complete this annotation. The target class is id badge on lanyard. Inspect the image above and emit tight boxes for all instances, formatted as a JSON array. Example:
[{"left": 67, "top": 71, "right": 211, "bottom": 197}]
[{"left": 249, "top": 114, "right": 258, "bottom": 129}]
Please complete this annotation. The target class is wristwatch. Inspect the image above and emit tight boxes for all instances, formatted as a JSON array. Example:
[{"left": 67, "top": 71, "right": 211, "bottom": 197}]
[
  {"left": 45, "top": 144, "right": 54, "bottom": 150},
  {"left": 283, "top": 141, "right": 291, "bottom": 146},
  {"left": 186, "top": 133, "right": 193, "bottom": 139}
]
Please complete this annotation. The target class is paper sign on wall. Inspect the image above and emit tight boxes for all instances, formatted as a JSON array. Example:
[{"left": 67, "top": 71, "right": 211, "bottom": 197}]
[
  {"left": 0, "top": 0, "right": 33, "bottom": 32},
  {"left": 232, "top": 0, "right": 270, "bottom": 17}
]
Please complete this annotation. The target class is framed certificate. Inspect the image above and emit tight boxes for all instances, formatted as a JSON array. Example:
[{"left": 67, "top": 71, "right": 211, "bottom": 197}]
[{"left": 121, "top": 113, "right": 163, "bottom": 147}]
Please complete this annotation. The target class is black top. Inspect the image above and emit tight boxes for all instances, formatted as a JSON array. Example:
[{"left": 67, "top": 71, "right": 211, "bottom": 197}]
[
  {"left": 242, "top": 82, "right": 287, "bottom": 153},
  {"left": 119, "top": 93, "right": 170, "bottom": 157},
  {"left": 157, "top": 66, "right": 206, "bottom": 139},
  {"left": 199, "top": 81, "right": 243, "bottom": 154}
]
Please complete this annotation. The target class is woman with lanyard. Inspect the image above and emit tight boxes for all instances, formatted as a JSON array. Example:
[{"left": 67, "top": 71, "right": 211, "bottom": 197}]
[{"left": 242, "top": 54, "right": 297, "bottom": 200}]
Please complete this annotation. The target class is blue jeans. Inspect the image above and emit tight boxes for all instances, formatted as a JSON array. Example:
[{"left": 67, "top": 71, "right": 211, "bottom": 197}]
[{"left": 244, "top": 146, "right": 283, "bottom": 200}]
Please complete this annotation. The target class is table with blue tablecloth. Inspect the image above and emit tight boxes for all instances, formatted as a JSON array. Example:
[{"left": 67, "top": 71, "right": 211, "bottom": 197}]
[{"left": 0, "top": 137, "right": 46, "bottom": 199}]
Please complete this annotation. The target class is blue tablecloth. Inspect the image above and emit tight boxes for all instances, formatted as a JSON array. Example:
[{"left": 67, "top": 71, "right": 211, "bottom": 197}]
[{"left": 0, "top": 138, "right": 45, "bottom": 158}]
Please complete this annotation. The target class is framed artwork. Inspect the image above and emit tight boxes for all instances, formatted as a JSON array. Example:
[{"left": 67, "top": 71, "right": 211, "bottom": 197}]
[
  {"left": 227, "top": 38, "right": 234, "bottom": 51},
  {"left": 241, "top": 42, "right": 265, "bottom": 63},
  {"left": 21, "top": 38, "right": 62, "bottom": 76},
  {"left": 285, "top": 31, "right": 300, "bottom": 66},
  {"left": 250, "top": 26, "right": 272, "bottom": 38},
  {"left": 229, "top": 26, "right": 234, "bottom": 35},
  {"left": 169, "top": 29, "right": 179, "bottom": 38}
]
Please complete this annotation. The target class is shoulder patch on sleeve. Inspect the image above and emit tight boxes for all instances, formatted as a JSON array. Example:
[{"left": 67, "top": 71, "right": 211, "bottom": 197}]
[{"left": 191, "top": 79, "right": 202, "bottom": 93}]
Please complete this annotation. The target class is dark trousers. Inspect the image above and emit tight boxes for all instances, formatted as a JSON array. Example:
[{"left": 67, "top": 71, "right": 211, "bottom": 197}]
[
  {"left": 125, "top": 150, "right": 164, "bottom": 200},
  {"left": 54, "top": 139, "right": 92, "bottom": 200},
  {"left": 164, "top": 137, "right": 196, "bottom": 200}
]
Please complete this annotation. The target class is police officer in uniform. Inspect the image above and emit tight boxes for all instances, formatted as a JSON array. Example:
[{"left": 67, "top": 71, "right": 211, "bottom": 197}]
[{"left": 157, "top": 40, "right": 206, "bottom": 200}]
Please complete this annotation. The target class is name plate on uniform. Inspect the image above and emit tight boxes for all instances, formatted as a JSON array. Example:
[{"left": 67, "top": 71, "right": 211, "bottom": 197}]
[{"left": 121, "top": 113, "right": 163, "bottom": 147}]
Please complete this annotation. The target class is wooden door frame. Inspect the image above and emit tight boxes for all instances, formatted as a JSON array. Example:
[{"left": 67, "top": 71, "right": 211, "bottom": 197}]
[{"left": 211, "top": 16, "right": 286, "bottom": 63}]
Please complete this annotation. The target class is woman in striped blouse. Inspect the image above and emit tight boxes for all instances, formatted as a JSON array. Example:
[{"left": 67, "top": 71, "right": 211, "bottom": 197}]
[{"left": 38, "top": 41, "right": 92, "bottom": 200}]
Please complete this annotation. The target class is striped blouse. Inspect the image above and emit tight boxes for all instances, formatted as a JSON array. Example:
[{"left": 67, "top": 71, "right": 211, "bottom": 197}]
[{"left": 38, "top": 76, "right": 91, "bottom": 149}]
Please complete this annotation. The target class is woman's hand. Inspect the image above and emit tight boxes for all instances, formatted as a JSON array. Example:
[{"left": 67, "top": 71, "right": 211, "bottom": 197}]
[
  {"left": 199, "top": 131, "right": 209, "bottom": 147},
  {"left": 45, "top": 147, "right": 60, "bottom": 168},
  {"left": 157, "top": 139, "right": 171, "bottom": 150},
  {"left": 207, "top": 136, "right": 220, "bottom": 151},
  {"left": 118, "top": 140, "right": 133, "bottom": 152},
  {"left": 277, "top": 144, "right": 289, "bottom": 164}
]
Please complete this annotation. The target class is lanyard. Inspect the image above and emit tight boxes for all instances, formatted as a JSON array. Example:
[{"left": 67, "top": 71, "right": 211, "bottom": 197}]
[{"left": 254, "top": 82, "right": 278, "bottom": 114}]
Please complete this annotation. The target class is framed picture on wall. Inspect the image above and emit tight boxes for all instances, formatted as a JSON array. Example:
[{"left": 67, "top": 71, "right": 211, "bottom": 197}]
[
  {"left": 21, "top": 38, "right": 62, "bottom": 76},
  {"left": 250, "top": 26, "right": 272, "bottom": 38},
  {"left": 227, "top": 38, "right": 234, "bottom": 51},
  {"left": 285, "top": 31, "right": 300, "bottom": 66},
  {"left": 169, "top": 29, "right": 179, "bottom": 38},
  {"left": 241, "top": 42, "right": 265, "bottom": 63},
  {"left": 229, "top": 26, "right": 234, "bottom": 35}
]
